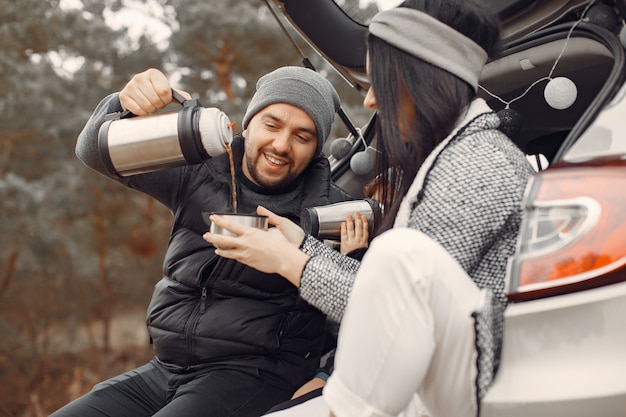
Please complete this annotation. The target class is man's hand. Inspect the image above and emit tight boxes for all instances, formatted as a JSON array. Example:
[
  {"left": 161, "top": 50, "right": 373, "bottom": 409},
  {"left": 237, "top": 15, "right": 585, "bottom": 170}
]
[
  {"left": 119, "top": 68, "right": 191, "bottom": 115},
  {"left": 291, "top": 377, "right": 327, "bottom": 399},
  {"left": 257, "top": 206, "right": 305, "bottom": 247}
]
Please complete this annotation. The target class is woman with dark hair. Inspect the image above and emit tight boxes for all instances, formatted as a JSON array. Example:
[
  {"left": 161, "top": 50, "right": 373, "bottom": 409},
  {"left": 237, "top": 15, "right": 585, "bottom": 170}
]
[
  {"left": 366, "top": 0, "right": 502, "bottom": 233},
  {"left": 204, "top": 0, "right": 534, "bottom": 415}
]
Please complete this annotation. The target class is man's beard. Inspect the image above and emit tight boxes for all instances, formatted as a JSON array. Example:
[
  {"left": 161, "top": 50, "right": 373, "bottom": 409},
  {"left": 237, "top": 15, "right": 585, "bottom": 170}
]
[{"left": 244, "top": 151, "right": 301, "bottom": 190}]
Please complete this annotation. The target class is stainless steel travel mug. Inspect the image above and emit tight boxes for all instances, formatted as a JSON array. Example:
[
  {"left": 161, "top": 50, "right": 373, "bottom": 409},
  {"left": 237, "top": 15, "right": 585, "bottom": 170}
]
[{"left": 300, "top": 199, "right": 382, "bottom": 240}]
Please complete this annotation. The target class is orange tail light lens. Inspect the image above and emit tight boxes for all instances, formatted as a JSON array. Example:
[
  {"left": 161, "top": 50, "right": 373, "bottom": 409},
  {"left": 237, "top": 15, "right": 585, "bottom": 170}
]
[{"left": 507, "top": 158, "right": 626, "bottom": 302}]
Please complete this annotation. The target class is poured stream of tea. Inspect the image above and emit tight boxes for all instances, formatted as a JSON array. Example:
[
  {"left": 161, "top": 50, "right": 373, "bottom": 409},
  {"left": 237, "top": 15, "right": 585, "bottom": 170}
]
[{"left": 225, "top": 142, "right": 237, "bottom": 213}]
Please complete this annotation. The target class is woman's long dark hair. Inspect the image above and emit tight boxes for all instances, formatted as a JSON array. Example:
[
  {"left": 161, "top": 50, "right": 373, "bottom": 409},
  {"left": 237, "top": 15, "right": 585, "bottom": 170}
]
[{"left": 369, "top": 0, "right": 501, "bottom": 234}]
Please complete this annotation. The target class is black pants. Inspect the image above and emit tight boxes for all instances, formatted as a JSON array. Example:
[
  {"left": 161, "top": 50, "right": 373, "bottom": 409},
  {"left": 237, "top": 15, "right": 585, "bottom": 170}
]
[{"left": 49, "top": 359, "right": 294, "bottom": 417}]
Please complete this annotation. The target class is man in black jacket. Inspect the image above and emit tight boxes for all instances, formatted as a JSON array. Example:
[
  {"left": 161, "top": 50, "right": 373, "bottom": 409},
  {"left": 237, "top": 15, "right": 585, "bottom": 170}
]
[{"left": 51, "top": 66, "right": 349, "bottom": 417}]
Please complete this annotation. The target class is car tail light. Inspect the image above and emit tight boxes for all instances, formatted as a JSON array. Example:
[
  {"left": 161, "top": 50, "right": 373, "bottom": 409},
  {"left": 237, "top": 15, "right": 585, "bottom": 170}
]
[{"left": 507, "top": 157, "right": 626, "bottom": 302}]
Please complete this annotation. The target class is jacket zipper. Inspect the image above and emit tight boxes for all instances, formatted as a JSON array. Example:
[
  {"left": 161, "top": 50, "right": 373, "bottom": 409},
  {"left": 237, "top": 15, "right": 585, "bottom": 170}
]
[
  {"left": 183, "top": 260, "right": 215, "bottom": 369},
  {"left": 183, "top": 257, "right": 248, "bottom": 368},
  {"left": 200, "top": 287, "right": 208, "bottom": 313}
]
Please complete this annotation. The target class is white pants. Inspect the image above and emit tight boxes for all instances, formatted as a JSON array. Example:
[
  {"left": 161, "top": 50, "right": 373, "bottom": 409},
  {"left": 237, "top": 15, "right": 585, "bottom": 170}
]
[
  {"left": 266, "top": 229, "right": 486, "bottom": 417},
  {"left": 325, "top": 228, "right": 486, "bottom": 417}
]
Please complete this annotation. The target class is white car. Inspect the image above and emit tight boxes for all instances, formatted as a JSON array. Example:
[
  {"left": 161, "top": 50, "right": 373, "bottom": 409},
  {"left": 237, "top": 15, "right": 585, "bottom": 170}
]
[{"left": 270, "top": 0, "right": 626, "bottom": 415}]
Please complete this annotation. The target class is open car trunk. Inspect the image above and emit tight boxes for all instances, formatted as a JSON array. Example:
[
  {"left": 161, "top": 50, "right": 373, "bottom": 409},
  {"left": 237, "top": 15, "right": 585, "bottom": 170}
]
[{"left": 267, "top": 0, "right": 626, "bottom": 195}]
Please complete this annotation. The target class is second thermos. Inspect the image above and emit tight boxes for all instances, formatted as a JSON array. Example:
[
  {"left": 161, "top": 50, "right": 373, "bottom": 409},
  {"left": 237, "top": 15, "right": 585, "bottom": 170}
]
[{"left": 300, "top": 199, "right": 382, "bottom": 240}]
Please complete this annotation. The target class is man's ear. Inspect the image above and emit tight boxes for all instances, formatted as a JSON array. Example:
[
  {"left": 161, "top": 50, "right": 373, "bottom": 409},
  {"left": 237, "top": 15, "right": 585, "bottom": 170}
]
[{"left": 242, "top": 128, "right": 248, "bottom": 139}]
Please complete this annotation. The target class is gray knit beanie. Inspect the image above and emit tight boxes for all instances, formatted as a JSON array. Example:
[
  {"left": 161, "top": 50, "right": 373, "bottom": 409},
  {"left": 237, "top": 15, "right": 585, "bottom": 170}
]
[{"left": 242, "top": 66, "right": 341, "bottom": 155}]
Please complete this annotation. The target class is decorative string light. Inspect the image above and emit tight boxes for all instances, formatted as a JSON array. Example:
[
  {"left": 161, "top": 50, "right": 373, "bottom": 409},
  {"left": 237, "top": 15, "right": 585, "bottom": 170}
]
[
  {"left": 332, "top": 126, "right": 378, "bottom": 176},
  {"left": 344, "top": 1, "right": 617, "bottom": 174},
  {"left": 479, "top": 0, "right": 601, "bottom": 137},
  {"left": 544, "top": 76, "right": 578, "bottom": 109},
  {"left": 350, "top": 146, "right": 378, "bottom": 175},
  {"left": 331, "top": 128, "right": 361, "bottom": 160},
  {"left": 586, "top": 2, "right": 620, "bottom": 31}
]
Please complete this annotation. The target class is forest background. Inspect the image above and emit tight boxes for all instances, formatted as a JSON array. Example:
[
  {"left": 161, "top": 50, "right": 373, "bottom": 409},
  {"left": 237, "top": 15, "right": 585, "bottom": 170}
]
[{"left": 0, "top": 0, "right": 374, "bottom": 415}]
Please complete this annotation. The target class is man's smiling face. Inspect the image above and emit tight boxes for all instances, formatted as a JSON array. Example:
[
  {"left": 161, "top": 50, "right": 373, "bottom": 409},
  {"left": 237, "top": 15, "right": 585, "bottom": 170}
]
[{"left": 241, "top": 102, "right": 318, "bottom": 189}]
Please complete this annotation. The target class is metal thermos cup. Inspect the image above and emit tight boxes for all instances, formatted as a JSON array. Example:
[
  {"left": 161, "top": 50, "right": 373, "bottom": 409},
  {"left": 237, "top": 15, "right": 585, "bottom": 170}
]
[
  {"left": 300, "top": 199, "right": 382, "bottom": 240},
  {"left": 203, "top": 212, "right": 269, "bottom": 237},
  {"left": 98, "top": 90, "right": 233, "bottom": 177}
]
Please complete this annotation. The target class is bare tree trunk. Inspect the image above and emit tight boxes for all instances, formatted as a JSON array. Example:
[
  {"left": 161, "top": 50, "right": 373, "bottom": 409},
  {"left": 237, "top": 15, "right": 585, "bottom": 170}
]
[
  {"left": 194, "top": 37, "right": 234, "bottom": 100},
  {"left": 92, "top": 187, "right": 113, "bottom": 372},
  {"left": 0, "top": 246, "right": 17, "bottom": 295}
]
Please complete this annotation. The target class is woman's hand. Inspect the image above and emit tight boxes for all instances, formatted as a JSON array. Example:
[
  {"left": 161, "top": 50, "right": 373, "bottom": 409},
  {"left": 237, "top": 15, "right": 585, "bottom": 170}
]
[
  {"left": 340, "top": 212, "right": 369, "bottom": 254},
  {"left": 202, "top": 206, "right": 309, "bottom": 287}
]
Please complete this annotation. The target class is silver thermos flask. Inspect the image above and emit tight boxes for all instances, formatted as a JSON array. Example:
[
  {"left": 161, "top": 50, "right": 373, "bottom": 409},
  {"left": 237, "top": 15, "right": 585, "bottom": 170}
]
[
  {"left": 300, "top": 199, "right": 382, "bottom": 240},
  {"left": 98, "top": 89, "right": 233, "bottom": 177}
]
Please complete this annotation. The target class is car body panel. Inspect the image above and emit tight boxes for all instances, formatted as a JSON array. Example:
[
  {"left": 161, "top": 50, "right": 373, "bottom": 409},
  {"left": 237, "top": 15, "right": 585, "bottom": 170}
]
[
  {"left": 565, "top": 81, "right": 626, "bottom": 160},
  {"left": 482, "top": 280, "right": 626, "bottom": 416}
]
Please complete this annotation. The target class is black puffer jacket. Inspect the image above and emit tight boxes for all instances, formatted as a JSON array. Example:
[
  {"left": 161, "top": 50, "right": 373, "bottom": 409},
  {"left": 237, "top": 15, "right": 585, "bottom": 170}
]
[{"left": 75, "top": 93, "right": 352, "bottom": 389}]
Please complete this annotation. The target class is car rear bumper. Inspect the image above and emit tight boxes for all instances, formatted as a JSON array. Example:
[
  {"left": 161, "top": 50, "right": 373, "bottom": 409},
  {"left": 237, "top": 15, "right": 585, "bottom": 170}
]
[{"left": 481, "top": 280, "right": 626, "bottom": 416}]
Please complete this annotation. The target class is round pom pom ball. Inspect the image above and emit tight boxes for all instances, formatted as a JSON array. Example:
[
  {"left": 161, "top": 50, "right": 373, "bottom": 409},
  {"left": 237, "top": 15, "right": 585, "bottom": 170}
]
[
  {"left": 330, "top": 137, "right": 353, "bottom": 159},
  {"left": 350, "top": 147, "right": 376, "bottom": 176},
  {"left": 586, "top": 4, "right": 619, "bottom": 32},
  {"left": 497, "top": 108, "right": 522, "bottom": 137},
  {"left": 544, "top": 77, "right": 577, "bottom": 110}
]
